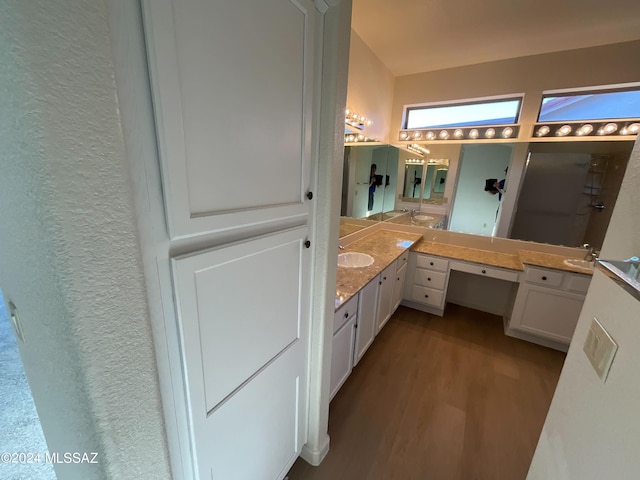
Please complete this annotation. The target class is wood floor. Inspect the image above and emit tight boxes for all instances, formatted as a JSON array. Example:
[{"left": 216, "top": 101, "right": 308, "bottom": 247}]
[{"left": 287, "top": 304, "right": 566, "bottom": 480}]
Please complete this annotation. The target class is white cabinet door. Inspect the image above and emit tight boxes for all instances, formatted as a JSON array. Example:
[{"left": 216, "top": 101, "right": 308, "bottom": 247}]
[
  {"left": 143, "top": 0, "right": 317, "bottom": 239},
  {"left": 510, "top": 284, "right": 585, "bottom": 344},
  {"left": 376, "top": 262, "right": 396, "bottom": 333},
  {"left": 330, "top": 316, "right": 356, "bottom": 400},
  {"left": 354, "top": 278, "right": 379, "bottom": 366},
  {"left": 172, "top": 228, "right": 310, "bottom": 479},
  {"left": 391, "top": 262, "right": 408, "bottom": 314}
]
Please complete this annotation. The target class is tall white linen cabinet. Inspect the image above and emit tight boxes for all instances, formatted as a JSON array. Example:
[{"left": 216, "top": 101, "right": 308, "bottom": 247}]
[{"left": 141, "top": 1, "right": 325, "bottom": 478}]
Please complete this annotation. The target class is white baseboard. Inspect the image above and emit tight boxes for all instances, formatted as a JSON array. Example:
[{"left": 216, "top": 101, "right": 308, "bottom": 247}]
[{"left": 300, "top": 434, "right": 330, "bottom": 466}]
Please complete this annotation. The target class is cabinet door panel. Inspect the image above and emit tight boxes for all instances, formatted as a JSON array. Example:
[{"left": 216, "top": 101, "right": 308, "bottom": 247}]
[
  {"left": 144, "top": 0, "right": 316, "bottom": 238},
  {"left": 512, "top": 285, "right": 584, "bottom": 343},
  {"left": 377, "top": 263, "right": 396, "bottom": 333},
  {"left": 354, "top": 279, "right": 379, "bottom": 366},
  {"left": 172, "top": 227, "right": 309, "bottom": 478},
  {"left": 330, "top": 317, "right": 356, "bottom": 400},
  {"left": 391, "top": 262, "right": 408, "bottom": 314}
]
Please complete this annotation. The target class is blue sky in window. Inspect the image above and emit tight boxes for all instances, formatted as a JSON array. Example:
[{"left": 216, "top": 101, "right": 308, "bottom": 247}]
[
  {"left": 539, "top": 91, "right": 640, "bottom": 122},
  {"left": 406, "top": 100, "right": 520, "bottom": 129}
]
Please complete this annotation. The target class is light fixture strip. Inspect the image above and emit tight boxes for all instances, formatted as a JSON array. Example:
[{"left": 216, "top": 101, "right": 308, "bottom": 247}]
[
  {"left": 533, "top": 120, "right": 640, "bottom": 138},
  {"left": 345, "top": 108, "right": 373, "bottom": 130},
  {"left": 399, "top": 125, "right": 520, "bottom": 142}
]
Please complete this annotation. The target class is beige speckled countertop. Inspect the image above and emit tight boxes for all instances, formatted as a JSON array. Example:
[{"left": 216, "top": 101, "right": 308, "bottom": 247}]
[
  {"left": 411, "top": 239, "right": 594, "bottom": 275},
  {"left": 335, "top": 230, "right": 423, "bottom": 308}
]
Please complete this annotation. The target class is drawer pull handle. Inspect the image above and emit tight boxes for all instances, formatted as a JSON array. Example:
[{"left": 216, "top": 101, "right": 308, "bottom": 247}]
[
  {"left": 427, "top": 277, "right": 431, "bottom": 281},
  {"left": 542, "top": 276, "right": 547, "bottom": 281},
  {"left": 344, "top": 312, "right": 349, "bottom": 318},
  {"left": 379, "top": 281, "right": 382, "bottom": 285},
  {"left": 424, "top": 294, "right": 429, "bottom": 298},
  {"left": 397, "top": 277, "right": 400, "bottom": 281},
  {"left": 430, "top": 261, "right": 434, "bottom": 266},
  {"left": 482, "top": 269, "right": 486, "bottom": 274},
  {"left": 383, "top": 276, "right": 387, "bottom": 280}
]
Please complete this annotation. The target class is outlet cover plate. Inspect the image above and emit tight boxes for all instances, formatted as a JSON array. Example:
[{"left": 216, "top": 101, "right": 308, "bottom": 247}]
[{"left": 583, "top": 317, "right": 617, "bottom": 382}]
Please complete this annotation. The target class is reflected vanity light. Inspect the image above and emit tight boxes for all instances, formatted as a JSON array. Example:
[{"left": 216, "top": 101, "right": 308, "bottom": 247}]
[
  {"left": 484, "top": 128, "right": 496, "bottom": 138},
  {"left": 406, "top": 143, "right": 431, "bottom": 156},
  {"left": 533, "top": 120, "right": 639, "bottom": 139},
  {"left": 405, "top": 158, "right": 425, "bottom": 164},
  {"left": 344, "top": 133, "right": 377, "bottom": 143},
  {"left": 345, "top": 108, "right": 373, "bottom": 130}
]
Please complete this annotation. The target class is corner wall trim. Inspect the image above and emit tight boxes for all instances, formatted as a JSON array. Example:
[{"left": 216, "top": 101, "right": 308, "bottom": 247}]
[{"left": 300, "top": 434, "right": 330, "bottom": 466}]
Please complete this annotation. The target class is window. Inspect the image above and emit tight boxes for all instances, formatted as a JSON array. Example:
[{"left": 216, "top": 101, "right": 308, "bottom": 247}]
[
  {"left": 405, "top": 97, "right": 522, "bottom": 129},
  {"left": 538, "top": 87, "right": 640, "bottom": 122}
]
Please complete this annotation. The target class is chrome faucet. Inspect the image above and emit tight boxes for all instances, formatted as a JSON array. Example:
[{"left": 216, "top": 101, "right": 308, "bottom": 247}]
[{"left": 582, "top": 243, "right": 599, "bottom": 262}]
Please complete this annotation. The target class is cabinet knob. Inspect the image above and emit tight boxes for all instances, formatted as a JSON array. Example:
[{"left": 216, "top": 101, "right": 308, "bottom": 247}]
[
  {"left": 424, "top": 294, "right": 429, "bottom": 298},
  {"left": 482, "top": 269, "right": 486, "bottom": 274},
  {"left": 430, "top": 261, "right": 434, "bottom": 266},
  {"left": 383, "top": 276, "right": 387, "bottom": 280},
  {"left": 304, "top": 240, "right": 311, "bottom": 248},
  {"left": 344, "top": 312, "right": 348, "bottom": 318},
  {"left": 427, "top": 277, "right": 431, "bottom": 281},
  {"left": 542, "top": 276, "right": 547, "bottom": 281},
  {"left": 397, "top": 277, "right": 400, "bottom": 281},
  {"left": 379, "top": 281, "right": 382, "bottom": 285},
  {"left": 306, "top": 191, "right": 313, "bottom": 200}
]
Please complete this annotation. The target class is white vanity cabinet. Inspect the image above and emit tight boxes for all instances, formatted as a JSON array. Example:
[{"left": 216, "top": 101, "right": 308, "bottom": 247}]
[
  {"left": 354, "top": 278, "right": 380, "bottom": 366},
  {"left": 404, "top": 252, "right": 450, "bottom": 316},
  {"left": 508, "top": 265, "right": 591, "bottom": 350},
  {"left": 330, "top": 295, "right": 358, "bottom": 400}
]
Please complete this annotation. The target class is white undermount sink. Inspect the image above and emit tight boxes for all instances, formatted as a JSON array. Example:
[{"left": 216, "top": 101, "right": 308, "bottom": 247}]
[
  {"left": 338, "top": 252, "right": 374, "bottom": 268},
  {"left": 413, "top": 215, "right": 434, "bottom": 222},
  {"left": 563, "top": 258, "right": 595, "bottom": 272}
]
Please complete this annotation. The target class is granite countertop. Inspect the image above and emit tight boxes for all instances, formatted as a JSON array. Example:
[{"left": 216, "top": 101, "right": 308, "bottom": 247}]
[
  {"left": 411, "top": 239, "right": 594, "bottom": 275},
  {"left": 335, "top": 230, "right": 423, "bottom": 308}
]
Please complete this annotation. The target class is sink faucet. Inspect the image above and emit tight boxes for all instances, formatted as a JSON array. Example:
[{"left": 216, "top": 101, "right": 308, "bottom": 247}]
[{"left": 582, "top": 243, "right": 599, "bottom": 262}]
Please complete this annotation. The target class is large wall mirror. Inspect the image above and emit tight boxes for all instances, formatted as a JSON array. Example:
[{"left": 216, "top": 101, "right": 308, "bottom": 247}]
[{"left": 340, "top": 139, "right": 634, "bottom": 250}]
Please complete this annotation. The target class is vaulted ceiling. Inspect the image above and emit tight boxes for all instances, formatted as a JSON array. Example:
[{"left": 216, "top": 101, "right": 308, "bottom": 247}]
[{"left": 351, "top": 0, "right": 640, "bottom": 76}]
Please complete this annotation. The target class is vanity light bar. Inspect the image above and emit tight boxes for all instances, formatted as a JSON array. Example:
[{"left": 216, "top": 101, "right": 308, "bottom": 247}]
[
  {"left": 534, "top": 121, "right": 640, "bottom": 138},
  {"left": 399, "top": 125, "right": 519, "bottom": 142},
  {"left": 345, "top": 108, "right": 373, "bottom": 130},
  {"left": 405, "top": 158, "right": 425, "bottom": 164}
]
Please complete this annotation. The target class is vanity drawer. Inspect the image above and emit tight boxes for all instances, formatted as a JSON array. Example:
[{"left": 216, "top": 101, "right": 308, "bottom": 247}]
[
  {"left": 411, "top": 285, "right": 444, "bottom": 308},
  {"left": 524, "top": 267, "right": 564, "bottom": 288},
  {"left": 414, "top": 269, "right": 447, "bottom": 290},
  {"left": 416, "top": 254, "right": 449, "bottom": 272},
  {"left": 334, "top": 294, "right": 358, "bottom": 334},
  {"left": 450, "top": 261, "right": 519, "bottom": 282},
  {"left": 565, "top": 273, "right": 591, "bottom": 294}
]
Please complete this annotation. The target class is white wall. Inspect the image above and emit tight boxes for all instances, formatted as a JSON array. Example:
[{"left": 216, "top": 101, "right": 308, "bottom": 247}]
[
  {"left": 347, "top": 31, "right": 395, "bottom": 142},
  {"left": 527, "top": 137, "right": 640, "bottom": 478},
  {"left": 449, "top": 144, "right": 512, "bottom": 236},
  {"left": 0, "top": 1, "right": 170, "bottom": 478}
]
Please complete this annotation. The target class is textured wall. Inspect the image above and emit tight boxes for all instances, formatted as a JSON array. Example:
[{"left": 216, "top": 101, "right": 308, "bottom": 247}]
[
  {"left": 527, "top": 138, "right": 640, "bottom": 478},
  {"left": 0, "top": 0, "right": 170, "bottom": 478}
]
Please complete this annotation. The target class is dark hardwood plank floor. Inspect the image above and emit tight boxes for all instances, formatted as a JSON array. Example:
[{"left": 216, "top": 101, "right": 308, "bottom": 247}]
[{"left": 287, "top": 304, "right": 565, "bottom": 480}]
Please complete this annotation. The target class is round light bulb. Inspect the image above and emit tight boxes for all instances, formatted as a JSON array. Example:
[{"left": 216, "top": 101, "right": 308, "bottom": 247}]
[
  {"left": 453, "top": 129, "right": 464, "bottom": 139},
  {"left": 468, "top": 129, "right": 479, "bottom": 139},
  {"left": 485, "top": 128, "right": 495, "bottom": 138},
  {"left": 603, "top": 122, "right": 618, "bottom": 134},
  {"left": 439, "top": 130, "right": 450, "bottom": 139},
  {"left": 577, "top": 124, "right": 593, "bottom": 136},
  {"left": 426, "top": 131, "right": 436, "bottom": 140},
  {"left": 412, "top": 131, "right": 422, "bottom": 140},
  {"left": 627, "top": 123, "right": 640, "bottom": 134},
  {"left": 536, "top": 125, "right": 550, "bottom": 137},
  {"left": 557, "top": 125, "right": 572, "bottom": 136},
  {"left": 399, "top": 131, "right": 409, "bottom": 140},
  {"left": 501, "top": 127, "right": 514, "bottom": 138}
]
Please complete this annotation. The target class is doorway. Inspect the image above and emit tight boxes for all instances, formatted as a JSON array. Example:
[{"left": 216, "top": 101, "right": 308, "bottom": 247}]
[{"left": 0, "top": 292, "right": 55, "bottom": 479}]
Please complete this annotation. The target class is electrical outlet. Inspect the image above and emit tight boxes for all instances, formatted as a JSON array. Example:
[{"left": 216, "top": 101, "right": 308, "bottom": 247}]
[
  {"left": 583, "top": 317, "right": 617, "bottom": 382},
  {"left": 8, "top": 301, "right": 25, "bottom": 343}
]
